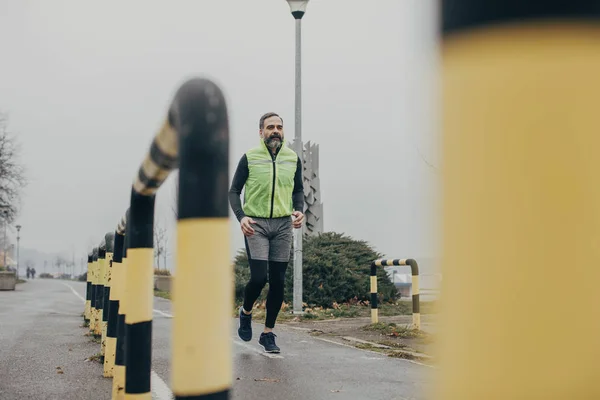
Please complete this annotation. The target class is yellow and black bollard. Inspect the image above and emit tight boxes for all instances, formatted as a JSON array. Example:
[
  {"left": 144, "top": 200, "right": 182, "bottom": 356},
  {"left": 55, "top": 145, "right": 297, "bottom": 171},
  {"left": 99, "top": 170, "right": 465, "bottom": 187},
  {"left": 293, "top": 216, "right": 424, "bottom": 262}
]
[
  {"left": 90, "top": 247, "right": 99, "bottom": 334},
  {"left": 84, "top": 253, "right": 93, "bottom": 323},
  {"left": 369, "top": 262, "right": 379, "bottom": 324},
  {"left": 170, "top": 78, "right": 231, "bottom": 399},
  {"left": 371, "top": 259, "right": 420, "bottom": 329},
  {"left": 106, "top": 230, "right": 122, "bottom": 383},
  {"left": 97, "top": 243, "right": 106, "bottom": 342},
  {"left": 113, "top": 213, "right": 128, "bottom": 400},
  {"left": 437, "top": 2, "right": 600, "bottom": 399},
  {"left": 103, "top": 232, "right": 115, "bottom": 377},
  {"left": 124, "top": 191, "right": 155, "bottom": 399},
  {"left": 123, "top": 101, "right": 182, "bottom": 396}
]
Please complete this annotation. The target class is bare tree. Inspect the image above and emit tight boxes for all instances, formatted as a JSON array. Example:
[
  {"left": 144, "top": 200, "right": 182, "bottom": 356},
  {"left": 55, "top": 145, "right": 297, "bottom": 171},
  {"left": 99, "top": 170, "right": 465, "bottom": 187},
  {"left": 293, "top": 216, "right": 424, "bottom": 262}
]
[
  {"left": 154, "top": 219, "right": 167, "bottom": 270},
  {"left": 0, "top": 112, "right": 26, "bottom": 221},
  {"left": 55, "top": 255, "right": 68, "bottom": 274}
]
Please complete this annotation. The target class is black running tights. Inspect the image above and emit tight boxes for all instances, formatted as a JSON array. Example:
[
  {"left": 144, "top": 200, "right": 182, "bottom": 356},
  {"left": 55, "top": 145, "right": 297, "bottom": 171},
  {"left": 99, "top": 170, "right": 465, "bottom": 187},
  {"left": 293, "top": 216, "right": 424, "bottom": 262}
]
[{"left": 243, "top": 259, "right": 288, "bottom": 329}]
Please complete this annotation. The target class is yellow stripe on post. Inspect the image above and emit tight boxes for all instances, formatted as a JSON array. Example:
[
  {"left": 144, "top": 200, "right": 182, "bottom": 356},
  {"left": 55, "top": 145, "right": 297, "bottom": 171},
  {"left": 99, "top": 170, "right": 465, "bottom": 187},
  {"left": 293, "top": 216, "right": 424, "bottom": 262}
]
[
  {"left": 369, "top": 275, "right": 378, "bottom": 294},
  {"left": 412, "top": 313, "right": 420, "bottom": 331},
  {"left": 124, "top": 394, "right": 150, "bottom": 400},
  {"left": 113, "top": 367, "right": 125, "bottom": 400},
  {"left": 411, "top": 275, "right": 419, "bottom": 296},
  {"left": 172, "top": 218, "right": 231, "bottom": 396},
  {"left": 437, "top": 12, "right": 600, "bottom": 399},
  {"left": 124, "top": 248, "right": 153, "bottom": 325},
  {"left": 370, "top": 309, "right": 378, "bottom": 324}
]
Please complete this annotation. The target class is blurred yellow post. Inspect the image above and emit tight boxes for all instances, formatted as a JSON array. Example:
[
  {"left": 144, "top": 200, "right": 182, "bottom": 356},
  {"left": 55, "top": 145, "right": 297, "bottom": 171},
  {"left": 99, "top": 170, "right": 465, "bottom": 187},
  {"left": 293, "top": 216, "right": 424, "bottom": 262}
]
[{"left": 437, "top": 4, "right": 600, "bottom": 399}]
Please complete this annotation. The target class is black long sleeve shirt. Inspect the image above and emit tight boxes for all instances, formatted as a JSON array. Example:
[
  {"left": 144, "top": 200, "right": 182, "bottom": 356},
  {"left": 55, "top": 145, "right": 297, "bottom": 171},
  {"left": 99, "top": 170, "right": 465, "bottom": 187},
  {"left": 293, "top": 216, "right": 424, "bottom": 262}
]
[{"left": 228, "top": 153, "right": 304, "bottom": 222}]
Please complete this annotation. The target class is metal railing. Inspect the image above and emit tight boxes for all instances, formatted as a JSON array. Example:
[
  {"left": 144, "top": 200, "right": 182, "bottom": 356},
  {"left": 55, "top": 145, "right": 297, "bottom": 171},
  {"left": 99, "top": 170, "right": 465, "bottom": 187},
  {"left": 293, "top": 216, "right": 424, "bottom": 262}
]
[
  {"left": 370, "top": 258, "right": 420, "bottom": 329},
  {"left": 83, "top": 77, "right": 230, "bottom": 399}
]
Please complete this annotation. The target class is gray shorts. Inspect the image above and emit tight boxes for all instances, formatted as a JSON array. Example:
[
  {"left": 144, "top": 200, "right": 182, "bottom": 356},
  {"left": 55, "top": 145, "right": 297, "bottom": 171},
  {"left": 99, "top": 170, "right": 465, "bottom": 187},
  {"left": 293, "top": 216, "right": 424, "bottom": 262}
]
[{"left": 244, "top": 217, "right": 293, "bottom": 262}]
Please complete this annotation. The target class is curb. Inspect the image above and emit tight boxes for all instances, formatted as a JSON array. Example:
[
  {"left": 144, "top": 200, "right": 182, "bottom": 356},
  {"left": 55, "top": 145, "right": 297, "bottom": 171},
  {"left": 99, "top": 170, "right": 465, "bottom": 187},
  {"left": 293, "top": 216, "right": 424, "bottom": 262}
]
[{"left": 341, "top": 336, "right": 433, "bottom": 360}]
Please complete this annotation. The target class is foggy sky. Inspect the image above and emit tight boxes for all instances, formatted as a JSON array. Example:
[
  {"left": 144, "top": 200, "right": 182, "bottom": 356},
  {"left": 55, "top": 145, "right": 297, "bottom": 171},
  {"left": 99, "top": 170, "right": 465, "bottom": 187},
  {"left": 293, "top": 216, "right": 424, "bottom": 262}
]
[{"left": 0, "top": 0, "right": 440, "bottom": 271}]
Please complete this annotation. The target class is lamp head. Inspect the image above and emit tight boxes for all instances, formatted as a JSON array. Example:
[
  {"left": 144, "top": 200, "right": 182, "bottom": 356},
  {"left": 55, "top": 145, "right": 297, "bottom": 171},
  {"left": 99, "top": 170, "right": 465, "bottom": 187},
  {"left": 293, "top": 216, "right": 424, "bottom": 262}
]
[{"left": 287, "top": 0, "right": 308, "bottom": 19}]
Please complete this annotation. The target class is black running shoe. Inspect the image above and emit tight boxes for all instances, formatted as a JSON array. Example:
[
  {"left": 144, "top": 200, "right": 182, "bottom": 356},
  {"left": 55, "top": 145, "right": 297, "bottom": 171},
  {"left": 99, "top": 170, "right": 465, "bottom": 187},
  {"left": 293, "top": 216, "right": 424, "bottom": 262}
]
[
  {"left": 238, "top": 307, "right": 252, "bottom": 342},
  {"left": 259, "top": 332, "right": 280, "bottom": 353}
]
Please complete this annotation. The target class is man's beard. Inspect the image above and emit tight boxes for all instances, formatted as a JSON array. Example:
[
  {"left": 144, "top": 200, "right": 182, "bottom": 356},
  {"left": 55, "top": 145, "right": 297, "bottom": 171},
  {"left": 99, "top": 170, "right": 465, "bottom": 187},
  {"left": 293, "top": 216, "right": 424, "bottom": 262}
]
[{"left": 265, "top": 135, "right": 282, "bottom": 150}]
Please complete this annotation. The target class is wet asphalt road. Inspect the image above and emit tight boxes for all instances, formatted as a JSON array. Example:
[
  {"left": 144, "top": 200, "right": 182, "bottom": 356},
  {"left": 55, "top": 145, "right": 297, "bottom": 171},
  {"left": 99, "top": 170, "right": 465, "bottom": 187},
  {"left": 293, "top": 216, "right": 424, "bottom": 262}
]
[
  {"left": 0, "top": 279, "right": 431, "bottom": 400},
  {"left": 0, "top": 278, "right": 112, "bottom": 399}
]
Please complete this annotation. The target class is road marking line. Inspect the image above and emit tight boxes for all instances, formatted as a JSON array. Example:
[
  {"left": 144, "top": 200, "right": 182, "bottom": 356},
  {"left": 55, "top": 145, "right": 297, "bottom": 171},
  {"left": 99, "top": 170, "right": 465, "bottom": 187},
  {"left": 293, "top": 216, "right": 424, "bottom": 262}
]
[
  {"left": 233, "top": 339, "right": 284, "bottom": 359},
  {"left": 62, "top": 282, "right": 175, "bottom": 399},
  {"left": 313, "top": 336, "right": 358, "bottom": 350},
  {"left": 146, "top": 309, "right": 282, "bottom": 360},
  {"left": 151, "top": 371, "right": 174, "bottom": 400},
  {"left": 64, "top": 283, "right": 86, "bottom": 302},
  {"left": 153, "top": 309, "right": 173, "bottom": 318}
]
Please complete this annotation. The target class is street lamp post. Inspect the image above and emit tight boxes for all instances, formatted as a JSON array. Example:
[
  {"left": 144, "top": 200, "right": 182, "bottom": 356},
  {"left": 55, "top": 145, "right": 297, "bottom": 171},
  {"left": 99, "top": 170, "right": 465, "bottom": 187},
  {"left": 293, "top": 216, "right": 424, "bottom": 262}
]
[
  {"left": 287, "top": 0, "right": 308, "bottom": 315},
  {"left": 16, "top": 225, "right": 21, "bottom": 279},
  {"left": 2, "top": 210, "right": 7, "bottom": 269}
]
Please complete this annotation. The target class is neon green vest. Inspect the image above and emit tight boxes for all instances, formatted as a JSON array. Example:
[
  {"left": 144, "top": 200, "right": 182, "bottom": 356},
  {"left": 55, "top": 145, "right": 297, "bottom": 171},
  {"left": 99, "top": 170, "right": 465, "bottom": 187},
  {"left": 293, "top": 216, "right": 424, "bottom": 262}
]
[{"left": 243, "top": 139, "right": 299, "bottom": 218}]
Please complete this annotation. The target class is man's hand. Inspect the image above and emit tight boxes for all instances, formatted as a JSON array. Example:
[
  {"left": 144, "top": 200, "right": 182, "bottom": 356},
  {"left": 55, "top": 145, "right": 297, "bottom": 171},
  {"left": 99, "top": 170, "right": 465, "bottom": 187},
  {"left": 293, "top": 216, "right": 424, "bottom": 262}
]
[
  {"left": 240, "top": 216, "right": 257, "bottom": 236},
  {"left": 292, "top": 211, "right": 304, "bottom": 229}
]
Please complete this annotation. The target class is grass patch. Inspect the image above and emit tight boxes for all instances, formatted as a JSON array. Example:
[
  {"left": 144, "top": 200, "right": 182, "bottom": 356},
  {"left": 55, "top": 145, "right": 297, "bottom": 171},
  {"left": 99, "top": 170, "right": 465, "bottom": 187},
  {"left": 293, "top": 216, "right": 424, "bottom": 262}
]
[
  {"left": 232, "top": 300, "right": 436, "bottom": 323},
  {"left": 16, "top": 279, "right": 26, "bottom": 284},
  {"left": 378, "top": 302, "right": 411, "bottom": 316},
  {"left": 362, "top": 322, "right": 428, "bottom": 339},
  {"left": 388, "top": 351, "right": 416, "bottom": 360},
  {"left": 154, "top": 289, "right": 171, "bottom": 300},
  {"left": 377, "top": 340, "right": 408, "bottom": 349},
  {"left": 346, "top": 338, "right": 432, "bottom": 361},
  {"left": 354, "top": 343, "right": 388, "bottom": 353}
]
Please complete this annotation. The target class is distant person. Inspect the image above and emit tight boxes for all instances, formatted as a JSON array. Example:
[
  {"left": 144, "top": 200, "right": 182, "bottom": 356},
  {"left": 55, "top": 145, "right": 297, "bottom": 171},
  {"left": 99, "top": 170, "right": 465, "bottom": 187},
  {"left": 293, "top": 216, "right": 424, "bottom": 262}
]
[
  {"left": 31, "top": 268, "right": 36, "bottom": 279},
  {"left": 229, "top": 112, "right": 304, "bottom": 353},
  {"left": 26, "top": 267, "right": 31, "bottom": 279}
]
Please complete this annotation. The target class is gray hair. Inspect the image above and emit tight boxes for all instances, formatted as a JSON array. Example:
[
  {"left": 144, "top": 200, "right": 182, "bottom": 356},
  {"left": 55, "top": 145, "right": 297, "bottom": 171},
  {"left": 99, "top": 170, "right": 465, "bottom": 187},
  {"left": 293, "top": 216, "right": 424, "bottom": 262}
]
[{"left": 259, "top": 112, "right": 283, "bottom": 129}]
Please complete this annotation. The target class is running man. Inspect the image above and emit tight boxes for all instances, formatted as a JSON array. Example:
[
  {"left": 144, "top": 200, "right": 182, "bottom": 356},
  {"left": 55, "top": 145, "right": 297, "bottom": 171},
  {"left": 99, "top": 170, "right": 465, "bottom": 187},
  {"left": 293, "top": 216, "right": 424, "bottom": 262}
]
[{"left": 228, "top": 112, "right": 304, "bottom": 353}]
